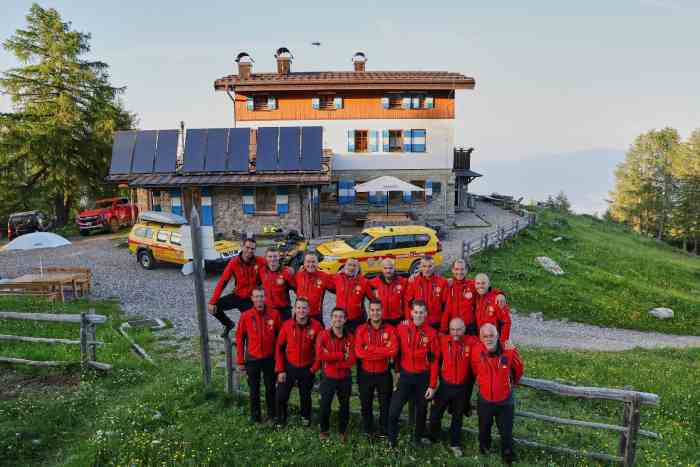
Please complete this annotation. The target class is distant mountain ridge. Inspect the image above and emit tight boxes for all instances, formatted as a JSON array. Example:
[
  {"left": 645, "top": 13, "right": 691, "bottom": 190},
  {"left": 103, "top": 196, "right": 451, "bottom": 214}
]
[{"left": 471, "top": 148, "right": 625, "bottom": 215}]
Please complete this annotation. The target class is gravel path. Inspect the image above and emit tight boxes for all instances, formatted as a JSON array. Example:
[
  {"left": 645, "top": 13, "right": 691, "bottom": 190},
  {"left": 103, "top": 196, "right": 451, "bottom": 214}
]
[{"left": 2, "top": 234, "right": 700, "bottom": 352}]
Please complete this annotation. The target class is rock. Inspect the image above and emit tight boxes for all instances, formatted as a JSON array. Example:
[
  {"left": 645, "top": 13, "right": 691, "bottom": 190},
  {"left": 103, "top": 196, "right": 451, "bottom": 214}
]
[
  {"left": 535, "top": 256, "right": 565, "bottom": 275},
  {"left": 649, "top": 308, "right": 674, "bottom": 319},
  {"left": 530, "top": 312, "right": 544, "bottom": 321},
  {"left": 552, "top": 237, "right": 563, "bottom": 242}
]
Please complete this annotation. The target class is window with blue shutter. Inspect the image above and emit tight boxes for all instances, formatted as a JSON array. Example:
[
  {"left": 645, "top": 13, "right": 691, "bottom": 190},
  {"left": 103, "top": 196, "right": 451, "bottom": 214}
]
[
  {"left": 369, "top": 130, "right": 379, "bottom": 152},
  {"left": 312, "top": 97, "right": 320, "bottom": 110},
  {"left": 338, "top": 180, "right": 355, "bottom": 204},
  {"left": 402, "top": 130, "right": 412, "bottom": 152},
  {"left": 411, "top": 96, "right": 420, "bottom": 109},
  {"left": 267, "top": 96, "right": 277, "bottom": 110},
  {"left": 403, "top": 191, "right": 412, "bottom": 203},
  {"left": 401, "top": 96, "right": 411, "bottom": 109},
  {"left": 424, "top": 96, "right": 434, "bottom": 109},
  {"left": 276, "top": 187, "right": 289, "bottom": 214},
  {"left": 152, "top": 191, "right": 161, "bottom": 211},
  {"left": 381, "top": 97, "right": 389, "bottom": 109},
  {"left": 425, "top": 180, "right": 433, "bottom": 202},
  {"left": 246, "top": 96, "right": 254, "bottom": 111},
  {"left": 333, "top": 96, "right": 343, "bottom": 109},
  {"left": 347, "top": 130, "right": 355, "bottom": 152},
  {"left": 242, "top": 187, "right": 255, "bottom": 214},
  {"left": 411, "top": 129, "right": 426, "bottom": 152},
  {"left": 382, "top": 129, "right": 389, "bottom": 152},
  {"left": 170, "top": 190, "right": 182, "bottom": 216}
]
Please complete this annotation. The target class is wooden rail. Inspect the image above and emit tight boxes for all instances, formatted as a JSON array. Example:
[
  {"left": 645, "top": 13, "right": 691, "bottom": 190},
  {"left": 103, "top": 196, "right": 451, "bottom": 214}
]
[
  {"left": 0, "top": 309, "right": 111, "bottom": 371},
  {"left": 220, "top": 337, "right": 658, "bottom": 466},
  {"left": 461, "top": 212, "right": 537, "bottom": 264}
]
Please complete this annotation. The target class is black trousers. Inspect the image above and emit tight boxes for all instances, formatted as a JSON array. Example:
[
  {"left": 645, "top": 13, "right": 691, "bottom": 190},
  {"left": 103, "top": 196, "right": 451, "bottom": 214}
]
[
  {"left": 245, "top": 357, "right": 276, "bottom": 422},
  {"left": 276, "top": 363, "right": 314, "bottom": 424},
  {"left": 212, "top": 293, "right": 252, "bottom": 329},
  {"left": 388, "top": 371, "right": 430, "bottom": 446},
  {"left": 477, "top": 397, "right": 515, "bottom": 455},
  {"left": 358, "top": 369, "right": 393, "bottom": 434},
  {"left": 277, "top": 305, "right": 292, "bottom": 321},
  {"left": 319, "top": 376, "right": 352, "bottom": 433},
  {"left": 429, "top": 381, "right": 468, "bottom": 447}
]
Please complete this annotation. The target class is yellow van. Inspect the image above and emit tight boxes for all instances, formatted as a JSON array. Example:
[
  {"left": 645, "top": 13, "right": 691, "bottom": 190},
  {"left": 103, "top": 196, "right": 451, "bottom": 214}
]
[
  {"left": 315, "top": 225, "right": 443, "bottom": 275},
  {"left": 128, "top": 211, "right": 239, "bottom": 270}
]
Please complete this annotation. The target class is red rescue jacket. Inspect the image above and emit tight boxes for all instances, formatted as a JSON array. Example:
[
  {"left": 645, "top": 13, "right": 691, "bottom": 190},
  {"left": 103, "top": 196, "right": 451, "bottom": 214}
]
[
  {"left": 368, "top": 275, "right": 407, "bottom": 321},
  {"left": 294, "top": 269, "right": 335, "bottom": 318},
  {"left": 354, "top": 322, "right": 398, "bottom": 374},
  {"left": 334, "top": 272, "right": 374, "bottom": 322},
  {"left": 430, "top": 334, "right": 479, "bottom": 388},
  {"left": 440, "top": 278, "right": 477, "bottom": 333},
  {"left": 209, "top": 255, "right": 265, "bottom": 305},
  {"left": 314, "top": 329, "right": 356, "bottom": 379},
  {"left": 274, "top": 318, "right": 323, "bottom": 371},
  {"left": 395, "top": 321, "right": 439, "bottom": 382},
  {"left": 474, "top": 290, "right": 511, "bottom": 341},
  {"left": 235, "top": 306, "right": 282, "bottom": 366},
  {"left": 470, "top": 342, "right": 524, "bottom": 403},
  {"left": 404, "top": 273, "right": 447, "bottom": 325},
  {"left": 258, "top": 265, "right": 296, "bottom": 312}
]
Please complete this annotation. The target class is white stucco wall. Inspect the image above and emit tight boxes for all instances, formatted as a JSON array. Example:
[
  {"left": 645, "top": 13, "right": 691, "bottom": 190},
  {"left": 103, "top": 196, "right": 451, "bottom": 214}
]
[{"left": 238, "top": 119, "right": 455, "bottom": 171}]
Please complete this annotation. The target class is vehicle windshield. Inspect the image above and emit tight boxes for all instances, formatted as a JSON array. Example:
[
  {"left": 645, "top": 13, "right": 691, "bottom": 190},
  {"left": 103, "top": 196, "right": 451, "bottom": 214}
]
[
  {"left": 344, "top": 232, "right": 374, "bottom": 250},
  {"left": 85, "top": 199, "right": 114, "bottom": 209}
]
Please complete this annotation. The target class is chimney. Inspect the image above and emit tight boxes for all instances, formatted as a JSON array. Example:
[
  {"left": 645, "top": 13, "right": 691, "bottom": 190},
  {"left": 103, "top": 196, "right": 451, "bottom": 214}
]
[
  {"left": 352, "top": 52, "right": 367, "bottom": 72},
  {"left": 235, "top": 52, "right": 253, "bottom": 80},
  {"left": 275, "top": 47, "right": 293, "bottom": 75}
]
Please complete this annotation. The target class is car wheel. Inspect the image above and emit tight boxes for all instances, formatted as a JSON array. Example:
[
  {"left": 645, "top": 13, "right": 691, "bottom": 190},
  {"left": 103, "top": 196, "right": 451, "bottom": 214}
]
[
  {"left": 409, "top": 260, "right": 421, "bottom": 276},
  {"left": 79, "top": 229, "right": 89, "bottom": 236},
  {"left": 138, "top": 250, "right": 155, "bottom": 270},
  {"left": 109, "top": 218, "right": 119, "bottom": 233}
]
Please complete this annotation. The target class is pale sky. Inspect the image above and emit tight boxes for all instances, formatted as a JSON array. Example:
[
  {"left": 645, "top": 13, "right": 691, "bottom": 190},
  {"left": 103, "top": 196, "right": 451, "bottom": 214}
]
[{"left": 2, "top": 0, "right": 700, "bottom": 163}]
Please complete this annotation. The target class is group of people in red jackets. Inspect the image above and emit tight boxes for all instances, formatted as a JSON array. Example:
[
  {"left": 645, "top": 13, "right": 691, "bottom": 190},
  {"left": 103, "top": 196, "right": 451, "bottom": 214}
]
[{"left": 208, "top": 237, "right": 523, "bottom": 463}]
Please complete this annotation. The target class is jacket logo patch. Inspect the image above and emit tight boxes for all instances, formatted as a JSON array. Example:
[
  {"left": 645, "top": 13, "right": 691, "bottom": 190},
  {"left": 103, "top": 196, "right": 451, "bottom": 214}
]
[
  {"left": 276, "top": 276, "right": 285, "bottom": 285},
  {"left": 382, "top": 332, "right": 389, "bottom": 340},
  {"left": 434, "top": 286, "right": 441, "bottom": 294},
  {"left": 355, "top": 285, "right": 362, "bottom": 293},
  {"left": 421, "top": 336, "right": 429, "bottom": 346},
  {"left": 464, "top": 291, "right": 473, "bottom": 299},
  {"left": 316, "top": 279, "right": 323, "bottom": 288}
]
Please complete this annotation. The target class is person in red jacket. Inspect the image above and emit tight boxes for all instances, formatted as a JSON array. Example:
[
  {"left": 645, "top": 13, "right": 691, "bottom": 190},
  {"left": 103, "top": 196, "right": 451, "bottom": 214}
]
[
  {"left": 275, "top": 297, "right": 323, "bottom": 427},
  {"left": 355, "top": 300, "right": 398, "bottom": 437},
  {"left": 428, "top": 317, "right": 479, "bottom": 457},
  {"left": 471, "top": 323, "right": 524, "bottom": 465},
  {"left": 368, "top": 258, "right": 407, "bottom": 326},
  {"left": 294, "top": 252, "right": 335, "bottom": 326},
  {"left": 258, "top": 247, "right": 296, "bottom": 320},
  {"left": 440, "top": 261, "right": 508, "bottom": 335},
  {"left": 208, "top": 237, "right": 266, "bottom": 337},
  {"left": 474, "top": 273, "right": 511, "bottom": 342},
  {"left": 235, "top": 287, "right": 282, "bottom": 423},
  {"left": 404, "top": 256, "right": 447, "bottom": 330},
  {"left": 387, "top": 300, "right": 439, "bottom": 448},
  {"left": 316, "top": 307, "right": 356, "bottom": 441},
  {"left": 333, "top": 259, "right": 374, "bottom": 332}
]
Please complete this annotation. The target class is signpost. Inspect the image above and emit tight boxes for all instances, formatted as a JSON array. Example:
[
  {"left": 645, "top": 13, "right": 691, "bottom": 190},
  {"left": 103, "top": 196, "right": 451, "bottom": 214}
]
[{"left": 189, "top": 208, "right": 211, "bottom": 388}]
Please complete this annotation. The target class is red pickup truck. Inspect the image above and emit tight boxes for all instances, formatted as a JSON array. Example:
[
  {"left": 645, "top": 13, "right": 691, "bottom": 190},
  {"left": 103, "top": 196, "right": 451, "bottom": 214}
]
[{"left": 77, "top": 197, "right": 138, "bottom": 236}]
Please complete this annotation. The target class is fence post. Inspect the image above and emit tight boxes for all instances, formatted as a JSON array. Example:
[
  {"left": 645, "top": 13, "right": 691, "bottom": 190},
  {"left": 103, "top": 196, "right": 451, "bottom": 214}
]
[
  {"left": 515, "top": 219, "right": 520, "bottom": 231},
  {"left": 79, "top": 312, "right": 88, "bottom": 368},
  {"left": 620, "top": 394, "right": 642, "bottom": 467},
  {"left": 224, "top": 334, "right": 235, "bottom": 396},
  {"left": 461, "top": 239, "right": 466, "bottom": 260},
  {"left": 190, "top": 208, "right": 212, "bottom": 389},
  {"left": 87, "top": 308, "right": 97, "bottom": 362},
  {"left": 483, "top": 233, "right": 489, "bottom": 249}
]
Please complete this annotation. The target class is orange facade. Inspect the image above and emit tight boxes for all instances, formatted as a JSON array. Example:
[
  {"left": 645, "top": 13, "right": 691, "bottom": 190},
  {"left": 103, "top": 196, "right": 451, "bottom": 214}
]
[{"left": 234, "top": 91, "right": 454, "bottom": 122}]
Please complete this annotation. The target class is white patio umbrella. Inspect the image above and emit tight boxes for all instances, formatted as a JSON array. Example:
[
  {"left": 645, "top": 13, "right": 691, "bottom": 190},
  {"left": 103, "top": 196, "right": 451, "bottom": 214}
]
[
  {"left": 353, "top": 176, "right": 424, "bottom": 215},
  {"left": 3, "top": 232, "right": 72, "bottom": 276}
]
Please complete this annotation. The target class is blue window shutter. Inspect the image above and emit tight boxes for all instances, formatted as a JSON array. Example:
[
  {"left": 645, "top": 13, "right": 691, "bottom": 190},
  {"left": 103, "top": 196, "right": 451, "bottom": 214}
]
[
  {"left": 350, "top": 181, "right": 356, "bottom": 204},
  {"left": 242, "top": 187, "right": 255, "bottom": 214},
  {"left": 201, "top": 187, "right": 213, "bottom": 226},
  {"left": 424, "top": 96, "right": 434, "bottom": 109},
  {"left": 369, "top": 130, "right": 379, "bottom": 152},
  {"left": 382, "top": 129, "right": 389, "bottom": 152},
  {"left": 347, "top": 130, "right": 355, "bottom": 152},
  {"left": 152, "top": 191, "right": 161, "bottom": 212},
  {"left": 246, "top": 96, "right": 254, "bottom": 111},
  {"left": 411, "top": 96, "right": 420, "bottom": 109},
  {"left": 170, "top": 189, "right": 182, "bottom": 216},
  {"left": 403, "top": 190, "right": 412, "bottom": 204},
  {"left": 276, "top": 186, "right": 289, "bottom": 214},
  {"left": 334, "top": 96, "right": 343, "bottom": 109},
  {"left": 369, "top": 191, "right": 376, "bottom": 204},
  {"left": 312, "top": 97, "right": 320, "bottom": 109},
  {"left": 401, "top": 96, "right": 411, "bottom": 109},
  {"left": 381, "top": 97, "right": 389, "bottom": 109},
  {"left": 411, "top": 129, "right": 426, "bottom": 152},
  {"left": 267, "top": 96, "right": 277, "bottom": 110},
  {"left": 338, "top": 180, "right": 348, "bottom": 204},
  {"left": 402, "top": 130, "right": 412, "bottom": 152},
  {"left": 425, "top": 180, "right": 433, "bottom": 201}
]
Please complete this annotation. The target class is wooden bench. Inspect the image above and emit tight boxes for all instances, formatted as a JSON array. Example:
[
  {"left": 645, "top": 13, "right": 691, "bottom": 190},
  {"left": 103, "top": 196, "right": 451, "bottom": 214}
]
[
  {"left": 0, "top": 281, "right": 62, "bottom": 302},
  {"left": 32, "top": 267, "right": 91, "bottom": 296}
]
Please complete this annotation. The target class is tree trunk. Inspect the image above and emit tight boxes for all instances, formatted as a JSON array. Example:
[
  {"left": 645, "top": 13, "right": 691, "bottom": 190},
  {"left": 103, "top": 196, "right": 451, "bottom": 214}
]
[{"left": 53, "top": 192, "right": 72, "bottom": 226}]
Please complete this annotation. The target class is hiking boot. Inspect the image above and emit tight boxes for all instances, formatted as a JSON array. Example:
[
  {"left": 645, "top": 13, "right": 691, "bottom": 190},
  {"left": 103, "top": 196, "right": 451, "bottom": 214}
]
[
  {"left": 220, "top": 324, "right": 234, "bottom": 339},
  {"left": 502, "top": 450, "right": 517, "bottom": 465},
  {"left": 449, "top": 446, "right": 464, "bottom": 458},
  {"left": 319, "top": 432, "right": 330, "bottom": 441},
  {"left": 340, "top": 432, "right": 349, "bottom": 443}
]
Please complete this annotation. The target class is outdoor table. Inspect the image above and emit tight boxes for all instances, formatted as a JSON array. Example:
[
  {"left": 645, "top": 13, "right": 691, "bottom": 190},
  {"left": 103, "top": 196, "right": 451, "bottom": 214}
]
[
  {"left": 9, "top": 272, "right": 84, "bottom": 302},
  {"left": 364, "top": 212, "right": 413, "bottom": 227}
]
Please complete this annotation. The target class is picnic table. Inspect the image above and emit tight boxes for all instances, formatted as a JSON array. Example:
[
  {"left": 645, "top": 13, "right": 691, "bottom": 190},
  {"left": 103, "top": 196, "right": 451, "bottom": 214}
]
[
  {"left": 6, "top": 271, "right": 88, "bottom": 302},
  {"left": 364, "top": 213, "right": 413, "bottom": 228}
]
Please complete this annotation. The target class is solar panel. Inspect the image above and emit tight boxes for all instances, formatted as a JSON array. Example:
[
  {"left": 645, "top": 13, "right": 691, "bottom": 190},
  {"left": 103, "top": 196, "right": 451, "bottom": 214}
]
[
  {"left": 183, "top": 129, "right": 207, "bottom": 172},
  {"left": 204, "top": 128, "right": 228, "bottom": 172},
  {"left": 131, "top": 130, "right": 158, "bottom": 174},
  {"left": 227, "top": 128, "right": 250, "bottom": 172},
  {"left": 300, "top": 126, "right": 322, "bottom": 171},
  {"left": 109, "top": 131, "right": 137, "bottom": 174},
  {"left": 278, "top": 127, "right": 302, "bottom": 171},
  {"left": 153, "top": 130, "right": 179, "bottom": 173},
  {"left": 256, "top": 127, "right": 279, "bottom": 172}
]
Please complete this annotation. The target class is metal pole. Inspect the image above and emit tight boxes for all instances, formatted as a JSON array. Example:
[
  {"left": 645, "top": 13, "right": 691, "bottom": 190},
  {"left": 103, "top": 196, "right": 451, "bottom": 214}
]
[{"left": 190, "top": 208, "right": 212, "bottom": 388}]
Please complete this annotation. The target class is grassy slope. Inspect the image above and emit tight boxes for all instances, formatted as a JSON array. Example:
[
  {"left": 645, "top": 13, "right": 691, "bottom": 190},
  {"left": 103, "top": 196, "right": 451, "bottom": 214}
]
[
  {"left": 1, "top": 298, "right": 699, "bottom": 466},
  {"left": 470, "top": 209, "right": 700, "bottom": 335}
]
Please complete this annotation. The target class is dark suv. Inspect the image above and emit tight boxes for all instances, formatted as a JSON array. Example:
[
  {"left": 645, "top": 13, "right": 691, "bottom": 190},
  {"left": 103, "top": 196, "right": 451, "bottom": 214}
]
[{"left": 7, "top": 211, "right": 53, "bottom": 241}]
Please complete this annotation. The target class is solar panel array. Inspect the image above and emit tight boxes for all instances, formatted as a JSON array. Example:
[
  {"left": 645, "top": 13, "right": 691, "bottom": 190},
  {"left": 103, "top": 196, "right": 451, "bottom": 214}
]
[
  {"left": 255, "top": 126, "right": 322, "bottom": 172},
  {"left": 109, "top": 129, "right": 179, "bottom": 175}
]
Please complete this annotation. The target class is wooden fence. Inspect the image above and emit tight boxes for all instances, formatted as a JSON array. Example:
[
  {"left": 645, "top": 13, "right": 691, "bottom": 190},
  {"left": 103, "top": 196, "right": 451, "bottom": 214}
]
[
  {"left": 220, "top": 336, "right": 658, "bottom": 466},
  {"left": 0, "top": 309, "right": 112, "bottom": 371},
  {"left": 461, "top": 212, "right": 537, "bottom": 264}
]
